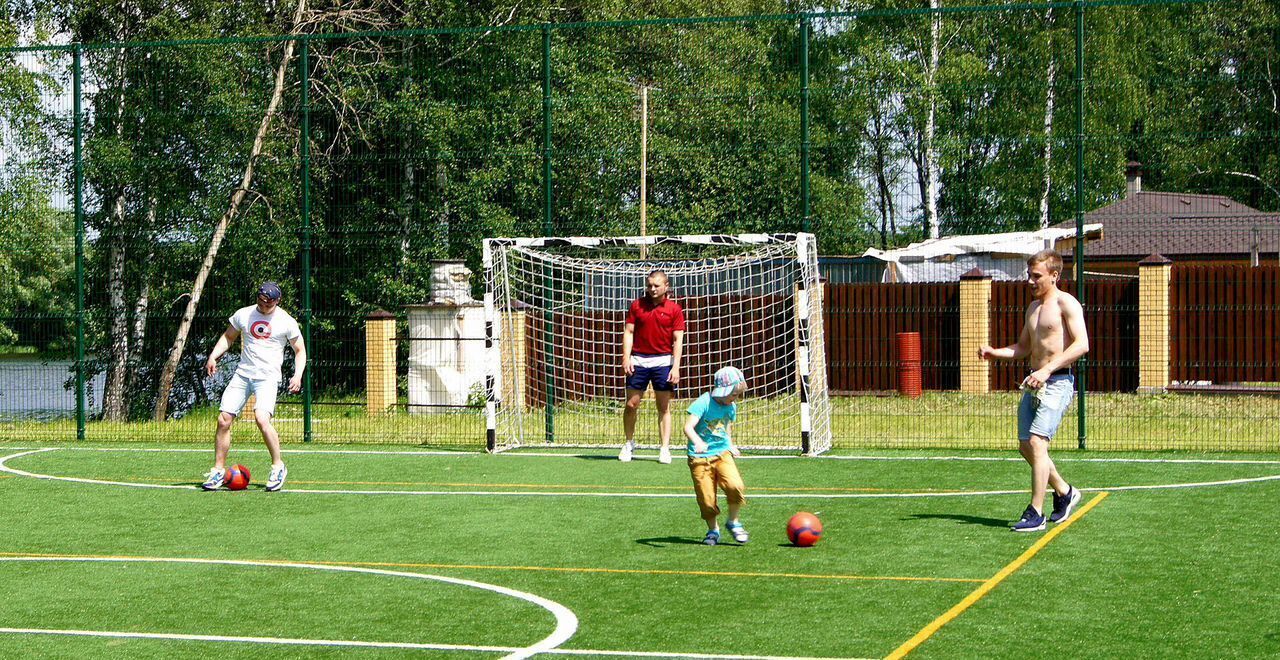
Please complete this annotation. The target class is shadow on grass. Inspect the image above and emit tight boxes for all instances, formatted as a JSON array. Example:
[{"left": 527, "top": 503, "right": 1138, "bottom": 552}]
[
  {"left": 636, "top": 536, "right": 719, "bottom": 547},
  {"left": 904, "top": 513, "right": 1009, "bottom": 528}
]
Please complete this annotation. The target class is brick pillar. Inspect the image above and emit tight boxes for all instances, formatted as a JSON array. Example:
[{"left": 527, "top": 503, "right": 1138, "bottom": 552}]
[
  {"left": 1138, "top": 254, "right": 1173, "bottom": 393},
  {"left": 960, "top": 268, "right": 992, "bottom": 394},
  {"left": 501, "top": 310, "right": 526, "bottom": 406},
  {"left": 366, "top": 309, "right": 397, "bottom": 415}
]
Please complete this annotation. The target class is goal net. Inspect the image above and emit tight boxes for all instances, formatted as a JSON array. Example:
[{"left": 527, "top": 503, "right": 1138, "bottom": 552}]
[{"left": 483, "top": 233, "right": 831, "bottom": 455}]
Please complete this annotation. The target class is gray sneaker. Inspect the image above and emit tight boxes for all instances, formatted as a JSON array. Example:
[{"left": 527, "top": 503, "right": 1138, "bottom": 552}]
[
  {"left": 703, "top": 529, "right": 720, "bottom": 546},
  {"left": 1049, "top": 487, "right": 1082, "bottom": 524}
]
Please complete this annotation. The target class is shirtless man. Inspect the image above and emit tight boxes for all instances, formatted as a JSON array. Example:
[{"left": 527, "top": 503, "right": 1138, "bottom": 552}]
[{"left": 979, "top": 250, "right": 1089, "bottom": 532}]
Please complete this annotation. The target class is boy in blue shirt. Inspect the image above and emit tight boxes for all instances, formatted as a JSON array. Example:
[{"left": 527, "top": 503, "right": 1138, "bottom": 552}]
[{"left": 683, "top": 366, "right": 749, "bottom": 545}]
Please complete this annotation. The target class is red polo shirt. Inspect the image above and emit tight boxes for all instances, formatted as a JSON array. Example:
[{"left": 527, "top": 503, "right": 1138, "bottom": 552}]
[{"left": 626, "top": 297, "right": 685, "bottom": 355}]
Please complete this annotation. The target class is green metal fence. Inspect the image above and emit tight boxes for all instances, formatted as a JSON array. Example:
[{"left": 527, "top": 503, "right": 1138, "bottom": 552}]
[{"left": 0, "top": 0, "right": 1276, "bottom": 450}]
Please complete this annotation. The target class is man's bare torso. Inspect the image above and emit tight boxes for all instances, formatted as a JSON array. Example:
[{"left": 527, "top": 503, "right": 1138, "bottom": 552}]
[{"left": 1026, "top": 291, "right": 1079, "bottom": 371}]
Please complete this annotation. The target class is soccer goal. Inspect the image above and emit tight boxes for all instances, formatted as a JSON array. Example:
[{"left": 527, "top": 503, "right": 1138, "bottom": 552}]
[{"left": 482, "top": 233, "right": 831, "bottom": 455}]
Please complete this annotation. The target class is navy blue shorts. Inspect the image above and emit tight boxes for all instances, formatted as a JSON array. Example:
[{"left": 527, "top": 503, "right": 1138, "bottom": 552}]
[{"left": 626, "top": 364, "right": 675, "bottom": 392}]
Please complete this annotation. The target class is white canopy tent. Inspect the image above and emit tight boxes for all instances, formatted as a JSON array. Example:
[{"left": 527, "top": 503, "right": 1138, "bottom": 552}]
[{"left": 861, "top": 225, "right": 1104, "bottom": 283}]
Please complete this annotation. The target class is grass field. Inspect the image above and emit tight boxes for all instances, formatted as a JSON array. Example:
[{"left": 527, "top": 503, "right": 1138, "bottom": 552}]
[
  {"left": 1, "top": 442, "right": 1277, "bottom": 658},
  {"left": 4, "top": 390, "right": 1279, "bottom": 452}
]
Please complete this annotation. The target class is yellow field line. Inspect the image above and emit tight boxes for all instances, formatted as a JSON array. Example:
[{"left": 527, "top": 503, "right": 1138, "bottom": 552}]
[
  {"left": 0, "top": 551, "right": 983, "bottom": 584},
  {"left": 884, "top": 492, "right": 1110, "bottom": 660}
]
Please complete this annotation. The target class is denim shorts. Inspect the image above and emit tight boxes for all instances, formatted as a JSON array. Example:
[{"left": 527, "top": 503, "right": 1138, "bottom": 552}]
[{"left": 1018, "top": 374, "right": 1075, "bottom": 441}]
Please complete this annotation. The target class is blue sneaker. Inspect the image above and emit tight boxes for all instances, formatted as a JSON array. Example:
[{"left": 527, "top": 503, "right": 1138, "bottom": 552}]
[
  {"left": 726, "top": 520, "right": 749, "bottom": 544},
  {"left": 703, "top": 529, "right": 720, "bottom": 546},
  {"left": 1011, "top": 506, "right": 1045, "bottom": 532},
  {"left": 1049, "top": 487, "right": 1082, "bottom": 524}
]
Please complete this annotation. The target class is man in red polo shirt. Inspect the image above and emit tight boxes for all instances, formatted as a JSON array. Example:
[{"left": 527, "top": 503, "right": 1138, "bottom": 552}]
[{"left": 620, "top": 270, "right": 685, "bottom": 464}]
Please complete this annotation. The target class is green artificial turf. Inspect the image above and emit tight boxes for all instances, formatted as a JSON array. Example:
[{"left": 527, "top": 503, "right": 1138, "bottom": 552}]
[{"left": 0, "top": 443, "right": 1276, "bottom": 658}]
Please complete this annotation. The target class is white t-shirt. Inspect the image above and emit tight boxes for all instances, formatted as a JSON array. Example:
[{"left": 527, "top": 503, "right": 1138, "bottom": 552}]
[{"left": 228, "top": 305, "right": 302, "bottom": 381}]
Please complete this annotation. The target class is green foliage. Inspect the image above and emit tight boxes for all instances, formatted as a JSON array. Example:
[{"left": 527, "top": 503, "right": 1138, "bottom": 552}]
[
  {"left": 1, "top": 1, "right": 1277, "bottom": 418},
  {"left": 0, "top": 174, "right": 73, "bottom": 347}
]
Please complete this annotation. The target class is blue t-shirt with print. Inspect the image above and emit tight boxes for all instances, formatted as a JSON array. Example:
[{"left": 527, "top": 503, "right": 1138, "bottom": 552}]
[{"left": 686, "top": 392, "right": 737, "bottom": 458}]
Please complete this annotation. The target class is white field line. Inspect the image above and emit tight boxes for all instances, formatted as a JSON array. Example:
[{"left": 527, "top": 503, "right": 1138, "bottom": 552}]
[
  {"left": 0, "top": 627, "right": 874, "bottom": 660},
  {"left": 0, "top": 556, "right": 576, "bottom": 660},
  {"left": 3, "top": 448, "right": 1279, "bottom": 499},
  {"left": 3, "top": 445, "right": 1280, "bottom": 465}
]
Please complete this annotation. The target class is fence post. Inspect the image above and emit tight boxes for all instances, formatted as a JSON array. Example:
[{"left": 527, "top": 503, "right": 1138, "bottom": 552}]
[
  {"left": 299, "top": 36, "right": 314, "bottom": 442},
  {"left": 959, "top": 268, "right": 991, "bottom": 394},
  {"left": 542, "top": 24, "right": 553, "bottom": 236},
  {"left": 1074, "top": 0, "right": 1088, "bottom": 449},
  {"left": 73, "top": 43, "right": 86, "bottom": 440},
  {"left": 800, "top": 13, "right": 811, "bottom": 233},
  {"left": 1138, "top": 254, "right": 1173, "bottom": 393},
  {"left": 366, "top": 310, "right": 397, "bottom": 416}
]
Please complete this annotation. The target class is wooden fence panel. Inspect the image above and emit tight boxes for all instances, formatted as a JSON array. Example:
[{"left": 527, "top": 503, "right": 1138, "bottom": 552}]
[
  {"left": 508, "top": 263, "right": 1280, "bottom": 400},
  {"left": 986, "top": 279, "right": 1138, "bottom": 392},
  {"left": 822, "top": 282, "right": 959, "bottom": 392},
  {"left": 1171, "top": 264, "right": 1280, "bottom": 383}
]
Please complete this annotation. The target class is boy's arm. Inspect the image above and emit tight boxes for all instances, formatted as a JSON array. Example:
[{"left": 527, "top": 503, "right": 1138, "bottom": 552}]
[
  {"left": 683, "top": 413, "right": 707, "bottom": 454},
  {"left": 726, "top": 421, "right": 740, "bottom": 456}
]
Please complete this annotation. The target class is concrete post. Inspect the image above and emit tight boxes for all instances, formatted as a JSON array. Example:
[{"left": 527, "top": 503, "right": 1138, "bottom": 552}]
[
  {"left": 1138, "top": 254, "right": 1173, "bottom": 393},
  {"left": 960, "top": 268, "right": 992, "bottom": 394},
  {"left": 366, "top": 309, "right": 397, "bottom": 415}
]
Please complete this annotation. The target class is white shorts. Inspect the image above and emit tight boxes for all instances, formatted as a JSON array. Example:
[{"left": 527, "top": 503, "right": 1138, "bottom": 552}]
[{"left": 219, "top": 374, "right": 280, "bottom": 418}]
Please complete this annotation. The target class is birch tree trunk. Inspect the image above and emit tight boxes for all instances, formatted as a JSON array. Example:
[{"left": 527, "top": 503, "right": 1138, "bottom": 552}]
[
  {"left": 923, "top": 0, "right": 941, "bottom": 240},
  {"left": 103, "top": 216, "right": 129, "bottom": 420},
  {"left": 153, "top": 0, "right": 307, "bottom": 420},
  {"left": 126, "top": 200, "right": 157, "bottom": 401},
  {"left": 102, "top": 53, "right": 132, "bottom": 421},
  {"left": 1038, "top": 8, "right": 1057, "bottom": 229}
]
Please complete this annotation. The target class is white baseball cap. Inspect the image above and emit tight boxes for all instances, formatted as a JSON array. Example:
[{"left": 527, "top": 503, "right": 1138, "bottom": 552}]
[{"left": 711, "top": 366, "right": 745, "bottom": 397}]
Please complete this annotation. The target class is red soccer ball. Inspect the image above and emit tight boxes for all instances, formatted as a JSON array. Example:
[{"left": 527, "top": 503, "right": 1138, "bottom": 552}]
[
  {"left": 787, "top": 512, "right": 823, "bottom": 547},
  {"left": 227, "top": 464, "right": 251, "bottom": 491}
]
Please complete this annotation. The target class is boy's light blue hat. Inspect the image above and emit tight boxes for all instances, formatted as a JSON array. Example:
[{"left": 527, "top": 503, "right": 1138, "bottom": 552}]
[{"left": 711, "top": 366, "right": 745, "bottom": 398}]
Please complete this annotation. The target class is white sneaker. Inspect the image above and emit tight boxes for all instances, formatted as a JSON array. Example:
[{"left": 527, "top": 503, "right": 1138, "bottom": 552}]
[
  {"left": 266, "top": 464, "right": 288, "bottom": 492},
  {"left": 658, "top": 447, "right": 672, "bottom": 464},
  {"left": 201, "top": 467, "right": 226, "bottom": 491},
  {"left": 618, "top": 442, "right": 634, "bottom": 462}
]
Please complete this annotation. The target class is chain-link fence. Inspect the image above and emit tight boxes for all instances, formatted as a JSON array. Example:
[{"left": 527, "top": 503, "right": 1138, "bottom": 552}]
[{"left": 0, "top": 0, "right": 1276, "bottom": 450}]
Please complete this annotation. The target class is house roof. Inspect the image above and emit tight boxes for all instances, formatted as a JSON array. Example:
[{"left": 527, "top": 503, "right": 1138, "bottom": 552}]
[{"left": 1054, "top": 191, "right": 1280, "bottom": 261}]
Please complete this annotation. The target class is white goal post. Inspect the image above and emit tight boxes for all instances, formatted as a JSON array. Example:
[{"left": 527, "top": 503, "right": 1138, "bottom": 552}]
[{"left": 482, "top": 233, "right": 831, "bottom": 455}]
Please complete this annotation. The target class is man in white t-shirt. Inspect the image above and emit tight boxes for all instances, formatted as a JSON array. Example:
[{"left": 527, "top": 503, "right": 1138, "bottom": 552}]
[{"left": 201, "top": 281, "right": 306, "bottom": 492}]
